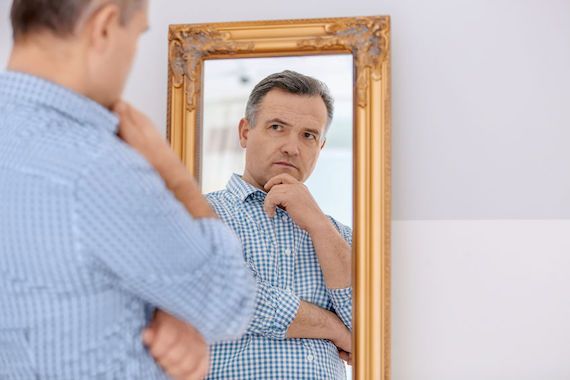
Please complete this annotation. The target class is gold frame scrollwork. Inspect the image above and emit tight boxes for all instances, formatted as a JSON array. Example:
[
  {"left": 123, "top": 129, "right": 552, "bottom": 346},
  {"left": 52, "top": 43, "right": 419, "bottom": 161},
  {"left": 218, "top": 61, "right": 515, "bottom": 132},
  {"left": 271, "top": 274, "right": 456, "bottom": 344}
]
[{"left": 167, "top": 16, "right": 391, "bottom": 380}]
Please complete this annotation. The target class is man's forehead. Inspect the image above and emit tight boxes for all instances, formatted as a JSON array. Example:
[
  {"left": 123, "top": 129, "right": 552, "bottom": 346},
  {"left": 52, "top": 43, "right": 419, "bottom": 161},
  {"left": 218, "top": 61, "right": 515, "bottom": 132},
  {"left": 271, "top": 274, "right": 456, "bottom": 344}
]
[
  {"left": 257, "top": 92, "right": 328, "bottom": 127},
  {"left": 259, "top": 107, "right": 326, "bottom": 130},
  {"left": 260, "top": 88, "right": 324, "bottom": 106}
]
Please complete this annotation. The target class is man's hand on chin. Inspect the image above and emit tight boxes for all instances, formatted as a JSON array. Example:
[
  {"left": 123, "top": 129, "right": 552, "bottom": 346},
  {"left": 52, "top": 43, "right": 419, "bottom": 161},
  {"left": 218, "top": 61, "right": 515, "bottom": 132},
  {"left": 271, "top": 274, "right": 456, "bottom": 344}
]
[
  {"left": 143, "top": 310, "right": 210, "bottom": 380},
  {"left": 263, "top": 173, "right": 330, "bottom": 234}
]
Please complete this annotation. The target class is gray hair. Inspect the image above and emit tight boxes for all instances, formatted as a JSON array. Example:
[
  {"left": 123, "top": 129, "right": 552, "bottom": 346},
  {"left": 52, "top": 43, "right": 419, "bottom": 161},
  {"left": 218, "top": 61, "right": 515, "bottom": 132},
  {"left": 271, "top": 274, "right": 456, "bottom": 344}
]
[
  {"left": 10, "top": 0, "right": 145, "bottom": 40},
  {"left": 245, "top": 70, "right": 334, "bottom": 133}
]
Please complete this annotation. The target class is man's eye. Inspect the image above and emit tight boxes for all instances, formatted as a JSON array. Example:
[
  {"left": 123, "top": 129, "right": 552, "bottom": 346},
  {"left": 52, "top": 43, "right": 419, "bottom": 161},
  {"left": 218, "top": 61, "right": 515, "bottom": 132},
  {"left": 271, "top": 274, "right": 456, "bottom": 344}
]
[
  {"left": 270, "top": 124, "right": 283, "bottom": 131},
  {"left": 304, "top": 132, "right": 316, "bottom": 140}
]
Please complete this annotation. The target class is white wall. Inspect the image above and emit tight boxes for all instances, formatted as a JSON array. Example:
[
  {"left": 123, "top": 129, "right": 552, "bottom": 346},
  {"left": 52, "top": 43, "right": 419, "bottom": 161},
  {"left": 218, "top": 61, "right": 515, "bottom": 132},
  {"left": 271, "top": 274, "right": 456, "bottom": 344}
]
[
  {"left": 393, "top": 219, "right": 570, "bottom": 380},
  {"left": 1, "top": 0, "right": 570, "bottom": 379}
]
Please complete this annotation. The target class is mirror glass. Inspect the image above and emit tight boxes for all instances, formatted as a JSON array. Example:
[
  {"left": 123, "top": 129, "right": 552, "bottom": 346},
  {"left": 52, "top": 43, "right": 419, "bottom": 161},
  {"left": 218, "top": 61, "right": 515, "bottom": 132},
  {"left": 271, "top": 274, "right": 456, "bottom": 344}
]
[{"left": 201, "top": 54, "right": 353, "bottom": 228}]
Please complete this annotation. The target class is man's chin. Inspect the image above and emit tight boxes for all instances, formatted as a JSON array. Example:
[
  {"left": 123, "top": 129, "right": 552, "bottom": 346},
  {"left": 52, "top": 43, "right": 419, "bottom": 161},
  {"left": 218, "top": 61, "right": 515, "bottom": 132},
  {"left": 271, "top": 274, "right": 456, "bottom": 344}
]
[{"left": 268, "top": 167, "right": 303, "bottom": 181}]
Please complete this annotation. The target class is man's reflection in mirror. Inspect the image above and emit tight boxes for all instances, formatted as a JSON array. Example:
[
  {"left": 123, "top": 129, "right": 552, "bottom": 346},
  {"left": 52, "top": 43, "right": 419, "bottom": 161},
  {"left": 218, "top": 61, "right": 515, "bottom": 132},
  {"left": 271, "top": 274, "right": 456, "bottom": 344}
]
[{"left": 208, "top": 70, "right": 353, "bottom": 379}]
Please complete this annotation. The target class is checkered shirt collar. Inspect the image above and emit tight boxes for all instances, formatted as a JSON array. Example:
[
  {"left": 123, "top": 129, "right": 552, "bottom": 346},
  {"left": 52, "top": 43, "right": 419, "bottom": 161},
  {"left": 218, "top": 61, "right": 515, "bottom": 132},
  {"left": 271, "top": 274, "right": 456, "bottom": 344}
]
[
  {"left": 0, "top": 70, "right": 119, "bottom": 134},
  {"left": 225, "top": 173, "right": 269, "bottom": 202}
]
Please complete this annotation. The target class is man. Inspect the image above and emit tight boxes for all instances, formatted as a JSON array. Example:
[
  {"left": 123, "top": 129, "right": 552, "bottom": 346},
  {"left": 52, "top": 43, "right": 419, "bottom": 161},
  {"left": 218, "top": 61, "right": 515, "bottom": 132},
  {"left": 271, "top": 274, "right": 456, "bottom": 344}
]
[
  {"left": 0, "top": 1, "right": 254, "bottom": 379},
  {"left": 207, "top": 71, "right": 353, "bottom": 379}
]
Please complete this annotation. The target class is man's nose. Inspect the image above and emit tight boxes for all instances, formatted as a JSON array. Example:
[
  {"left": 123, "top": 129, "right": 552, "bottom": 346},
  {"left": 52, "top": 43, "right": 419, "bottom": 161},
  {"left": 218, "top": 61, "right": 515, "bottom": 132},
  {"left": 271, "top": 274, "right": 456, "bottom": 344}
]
[{"left": 280, "top": 135, "right": 300, "bottom": 156}]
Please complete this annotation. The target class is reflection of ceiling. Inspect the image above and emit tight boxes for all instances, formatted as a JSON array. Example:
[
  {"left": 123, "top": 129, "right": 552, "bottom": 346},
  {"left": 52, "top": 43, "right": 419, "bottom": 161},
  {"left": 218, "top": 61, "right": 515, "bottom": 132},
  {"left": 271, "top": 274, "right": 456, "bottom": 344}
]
[
  {"left": 204, "top": 127, "right": 241, "bottom": 153},
  {"left": 203, "top": 54, "right": 353, "bottom": 103}
]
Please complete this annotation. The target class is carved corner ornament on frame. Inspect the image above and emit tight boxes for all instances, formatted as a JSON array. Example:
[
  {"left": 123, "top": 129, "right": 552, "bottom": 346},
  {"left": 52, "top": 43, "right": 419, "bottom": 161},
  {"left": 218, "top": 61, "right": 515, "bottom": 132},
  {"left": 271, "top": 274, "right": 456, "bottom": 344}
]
[{"left": 167, "top": 16, "right": 391, "bottom": 380}]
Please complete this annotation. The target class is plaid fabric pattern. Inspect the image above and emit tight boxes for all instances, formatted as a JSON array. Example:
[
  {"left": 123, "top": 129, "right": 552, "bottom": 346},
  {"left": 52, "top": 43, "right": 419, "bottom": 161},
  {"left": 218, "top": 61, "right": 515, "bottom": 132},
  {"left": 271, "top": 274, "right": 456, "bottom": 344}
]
[
  {"left": 0, "top": 71, "right": 255, "bottom": 379},
  {"left": 206, "top": 174, "right": 352, "bottom": 380}
]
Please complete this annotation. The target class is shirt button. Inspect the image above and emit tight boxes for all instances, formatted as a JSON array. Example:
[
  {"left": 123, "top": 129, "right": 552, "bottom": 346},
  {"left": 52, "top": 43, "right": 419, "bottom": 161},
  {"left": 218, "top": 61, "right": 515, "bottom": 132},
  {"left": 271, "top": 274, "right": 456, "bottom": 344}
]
[
  {"left": 283, "top": 248, "right": 291, "bottom": 256},
  {"left": 306, "top": 354, "right": 315, "bottom": 362},
  {"left": 281, "top": 215, "right": 288, "bottom": 222}
]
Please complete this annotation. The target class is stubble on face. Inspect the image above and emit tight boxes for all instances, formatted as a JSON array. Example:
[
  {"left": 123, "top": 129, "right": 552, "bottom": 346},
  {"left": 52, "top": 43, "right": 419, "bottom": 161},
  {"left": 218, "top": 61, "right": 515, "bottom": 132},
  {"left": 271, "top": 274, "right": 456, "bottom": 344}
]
[{"left": 241, "top": 89, "right": 328, "bottom": 190}]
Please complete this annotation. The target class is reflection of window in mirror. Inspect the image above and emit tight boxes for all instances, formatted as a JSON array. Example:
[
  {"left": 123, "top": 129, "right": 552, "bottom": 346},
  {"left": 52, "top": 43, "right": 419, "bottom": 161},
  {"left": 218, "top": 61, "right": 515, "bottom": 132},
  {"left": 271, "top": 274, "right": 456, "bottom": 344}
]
[{"left": 202, "top": 54, "right": 353, "bottom": 228}]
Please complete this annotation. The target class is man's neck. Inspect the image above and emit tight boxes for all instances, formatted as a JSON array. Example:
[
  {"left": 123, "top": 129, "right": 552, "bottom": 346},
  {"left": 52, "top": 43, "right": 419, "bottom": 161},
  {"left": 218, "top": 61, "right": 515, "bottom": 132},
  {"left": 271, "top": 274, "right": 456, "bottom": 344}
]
[
  {"left": 241, "top": 171, "right": 265, "bottom": 192},
  {"left": 7, "top": 36, "right": 87, "bottom": 97}
]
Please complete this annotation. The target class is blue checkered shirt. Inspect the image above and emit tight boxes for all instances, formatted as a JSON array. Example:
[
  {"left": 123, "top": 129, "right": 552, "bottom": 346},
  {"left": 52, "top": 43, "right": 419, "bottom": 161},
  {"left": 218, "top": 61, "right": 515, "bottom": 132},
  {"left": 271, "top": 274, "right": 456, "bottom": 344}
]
[
  {"left": 0, "top": 71, "right": 255, "bottom": 379},
  {"left": 206, "top": 174, "right": 352, "bottom": 380}
]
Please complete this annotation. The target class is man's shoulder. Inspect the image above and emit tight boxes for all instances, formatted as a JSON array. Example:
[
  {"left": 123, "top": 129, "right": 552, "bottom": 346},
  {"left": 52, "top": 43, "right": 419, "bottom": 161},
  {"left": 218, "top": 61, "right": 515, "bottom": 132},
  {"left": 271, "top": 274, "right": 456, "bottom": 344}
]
[
  {"left": 205, "top": 189, "right": 235, "bottom": 204},
  {"left": 205, "top": 189, "right": 244, "bottom": 221},
  {"left": 0, "top": 104, "right": 113, "bottom": 185}
]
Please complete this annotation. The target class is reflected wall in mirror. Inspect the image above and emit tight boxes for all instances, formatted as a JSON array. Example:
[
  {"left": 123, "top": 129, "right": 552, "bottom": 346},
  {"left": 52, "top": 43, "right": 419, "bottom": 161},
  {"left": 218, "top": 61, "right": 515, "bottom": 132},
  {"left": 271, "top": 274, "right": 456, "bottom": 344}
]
[{"left": 167, "top": 17, "right": 390, "bottom": 380}]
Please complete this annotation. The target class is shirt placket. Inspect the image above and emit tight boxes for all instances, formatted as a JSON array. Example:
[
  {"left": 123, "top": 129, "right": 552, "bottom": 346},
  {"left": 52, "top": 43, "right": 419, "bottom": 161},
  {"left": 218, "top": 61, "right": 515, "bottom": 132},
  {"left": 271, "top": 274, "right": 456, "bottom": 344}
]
[
  {"left": 274, "top": 208, "right": 296, "bottom": 292},
  {"left": 272, "top": 208, "right": 319, "bottom": 367}
]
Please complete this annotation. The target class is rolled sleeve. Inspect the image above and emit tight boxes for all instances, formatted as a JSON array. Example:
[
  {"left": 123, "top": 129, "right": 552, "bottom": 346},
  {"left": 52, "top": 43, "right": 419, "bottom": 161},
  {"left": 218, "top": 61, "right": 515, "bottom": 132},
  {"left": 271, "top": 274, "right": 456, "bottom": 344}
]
[
  {"left": 75, "top": 144, "right": 256, "bottom": 344},
  {"left": 328, "top": 217, "right": 353, "bottom": 330},
  {"left": 246, "top": 280, "right": 301, "bottom": 339},
  {"left": 326, "top": 287, "right": 352, "bottom": 331}
]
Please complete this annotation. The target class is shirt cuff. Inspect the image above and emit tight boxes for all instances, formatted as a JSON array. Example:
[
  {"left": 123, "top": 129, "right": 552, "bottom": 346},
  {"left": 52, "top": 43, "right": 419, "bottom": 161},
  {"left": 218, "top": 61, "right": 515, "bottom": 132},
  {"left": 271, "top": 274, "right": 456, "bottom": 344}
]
[
  {"left": 326, "top": 286, "right": 352, "bottom": 330},
  {"left": 250, "top": 283, "right": 301, "bottom": 339}
]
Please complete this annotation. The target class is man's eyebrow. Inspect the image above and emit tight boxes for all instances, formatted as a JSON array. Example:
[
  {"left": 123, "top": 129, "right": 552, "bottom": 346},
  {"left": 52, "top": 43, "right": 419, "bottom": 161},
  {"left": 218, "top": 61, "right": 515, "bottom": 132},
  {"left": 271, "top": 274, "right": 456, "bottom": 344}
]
[
  {"left": 265, "top": 118, "right": 322, "bottom": 136},
  {"left": 304, "top": 128, "right": 322, "bottom": 136},
  {"left": 265, "top": 118, "right": 292, "bottom": 127}
]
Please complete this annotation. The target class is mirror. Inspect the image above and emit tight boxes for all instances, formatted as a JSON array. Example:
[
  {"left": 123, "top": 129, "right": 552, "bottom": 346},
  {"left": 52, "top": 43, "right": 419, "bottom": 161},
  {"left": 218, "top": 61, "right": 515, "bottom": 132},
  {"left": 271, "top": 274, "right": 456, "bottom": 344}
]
[{"left": 167, "top": 16, "right": 391, "bottom": 380}]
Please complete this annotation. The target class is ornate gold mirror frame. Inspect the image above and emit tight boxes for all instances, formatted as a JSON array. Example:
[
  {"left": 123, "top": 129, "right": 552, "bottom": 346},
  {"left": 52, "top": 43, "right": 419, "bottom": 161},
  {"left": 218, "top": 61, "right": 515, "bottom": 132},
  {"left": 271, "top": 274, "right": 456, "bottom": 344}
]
[{"left": 166, "top": 16, "right": 391, "bottom": 380}]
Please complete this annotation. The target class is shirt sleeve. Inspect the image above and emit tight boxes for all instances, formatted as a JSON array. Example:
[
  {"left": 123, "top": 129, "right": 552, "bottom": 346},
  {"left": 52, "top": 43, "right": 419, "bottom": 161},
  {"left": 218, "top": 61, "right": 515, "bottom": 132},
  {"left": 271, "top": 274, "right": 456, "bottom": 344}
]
[
  {"left": 327, "top": 217, "right": 353, "bottom": 331},
  {"left": 74, "top": 143, "right": 255, "bottom": 344},
  {"left": 245, "top": 278, "right": 301, "bottom": 339},
  {"left": 326, "top": 287, "right": 352, "bottom": 331}
]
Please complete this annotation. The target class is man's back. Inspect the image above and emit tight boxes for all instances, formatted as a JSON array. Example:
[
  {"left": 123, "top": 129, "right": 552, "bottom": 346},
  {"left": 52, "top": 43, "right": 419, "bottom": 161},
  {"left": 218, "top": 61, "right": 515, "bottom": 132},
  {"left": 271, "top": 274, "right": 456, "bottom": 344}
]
[{"left": 0, "top": 72, "right": 254, "bottom": 379}]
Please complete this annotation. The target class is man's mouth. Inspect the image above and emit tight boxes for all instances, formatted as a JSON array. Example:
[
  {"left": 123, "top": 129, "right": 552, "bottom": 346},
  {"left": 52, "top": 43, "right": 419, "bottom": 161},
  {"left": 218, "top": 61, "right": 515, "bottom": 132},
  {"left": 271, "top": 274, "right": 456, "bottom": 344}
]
[{"left": 273, "top": 161, "right": 298, "bottom": 170}]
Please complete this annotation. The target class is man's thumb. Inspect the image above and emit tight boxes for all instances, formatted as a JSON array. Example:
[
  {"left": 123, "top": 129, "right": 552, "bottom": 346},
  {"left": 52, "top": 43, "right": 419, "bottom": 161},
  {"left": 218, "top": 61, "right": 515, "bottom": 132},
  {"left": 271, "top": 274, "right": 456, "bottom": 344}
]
[{"left": 142, "top": 328, "right": 155, "bottom": 345}]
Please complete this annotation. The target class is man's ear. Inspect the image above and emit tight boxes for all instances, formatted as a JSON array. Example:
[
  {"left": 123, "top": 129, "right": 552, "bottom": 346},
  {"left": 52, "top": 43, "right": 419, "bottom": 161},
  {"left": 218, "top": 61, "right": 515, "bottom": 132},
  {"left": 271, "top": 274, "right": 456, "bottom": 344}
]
[
  {"left": 238, "top": 118, "right": 250, "bottom": 149},
  {"left": 86, "top": 3, "right": 121, "bottom": 53}
]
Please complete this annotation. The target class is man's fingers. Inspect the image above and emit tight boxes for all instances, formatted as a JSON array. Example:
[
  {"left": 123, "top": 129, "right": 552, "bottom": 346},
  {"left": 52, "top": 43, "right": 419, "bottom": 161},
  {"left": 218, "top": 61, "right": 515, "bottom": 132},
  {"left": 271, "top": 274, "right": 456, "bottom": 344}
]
[
  {"left": 165, "top": 351, "right": 208, "bottom": 380},
  {"left": 113, "top": 101, "right": 131, "bottom": 121},
  {"left": 263, "top": 193, "right": 277, "bottom": 218},
  {"left": 149, "top": 325, "right": 179, "bottom": 359},
  {"left": 142, "top": 328, "right": 155, "bottom": 346},
  {"left": 159, "top": 343, "right": 191, "bottom": 369},
  {"left": 338, "top": 350, "right": 353, "bottom": 365},
  {"left": 264, "top": 173, "right": 298, "bottom": 191},
  {"left": 114, "top": 102, "right": 137, "bottom": 141},
  {"left": 112, "top": 101, "right": 126, "bottom": 114},
  {"left": 264, "top": 186, "right": 295, "bottom": 218},
  {"left": 333, "top": 327, "right": 352, "bottom": 353},
  {"left": 196, "top": 354, "right": 211, "bottom": 378},
  {"left": 167, "top": 355, "right": 203, "bottom": 379},
  {"left": 263, "top": 190, "right": 286, "bottom": 217}
]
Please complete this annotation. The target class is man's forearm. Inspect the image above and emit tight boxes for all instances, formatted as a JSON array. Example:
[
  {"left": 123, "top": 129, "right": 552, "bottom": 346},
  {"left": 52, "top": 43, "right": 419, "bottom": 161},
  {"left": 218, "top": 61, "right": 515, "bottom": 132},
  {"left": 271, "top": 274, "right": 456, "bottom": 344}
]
[
  {"left": 167, "top": 173, "right": 217, "bottom": 219},
  {"left": 152, "top": 153, "right": 216, "bottom": 219},
  {"left": 286, "top": 300, "right": 350, "bottom": 352},
  {"left": 307, "top": 219, "right": 351, "bottom": 289}
]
